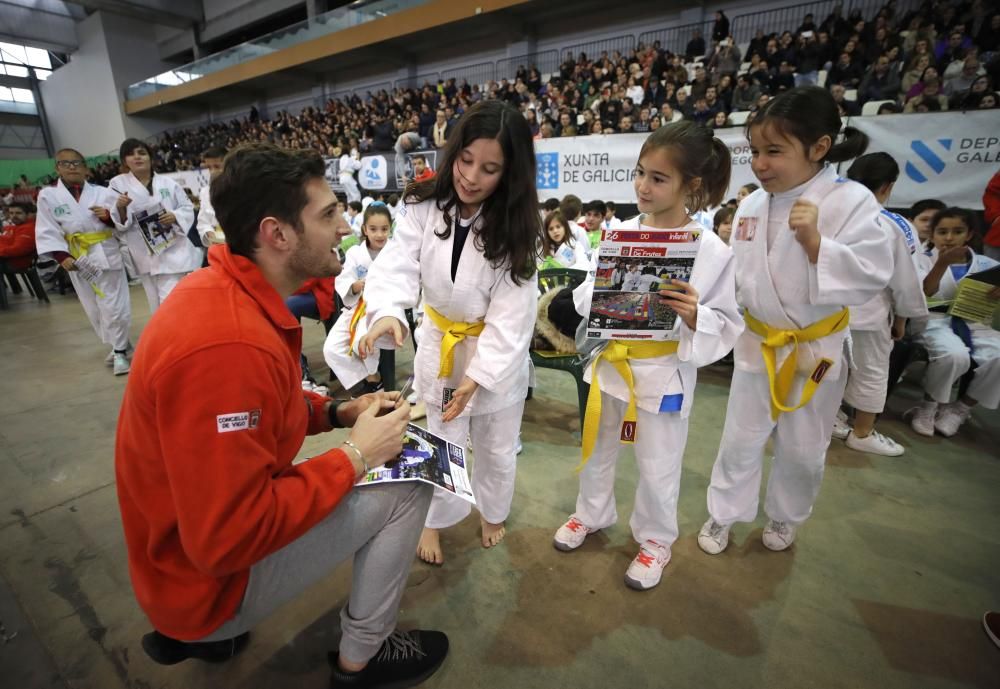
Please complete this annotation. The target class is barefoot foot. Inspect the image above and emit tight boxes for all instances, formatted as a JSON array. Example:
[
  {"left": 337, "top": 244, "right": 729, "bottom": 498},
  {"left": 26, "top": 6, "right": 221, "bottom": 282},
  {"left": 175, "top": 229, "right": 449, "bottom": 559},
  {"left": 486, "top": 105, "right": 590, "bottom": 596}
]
[
  {"left": 417, "top": 527, "right": 443, "bottom": 565},
  {"left": 481, "top": 520, "right": 506, "bottom": 548}
]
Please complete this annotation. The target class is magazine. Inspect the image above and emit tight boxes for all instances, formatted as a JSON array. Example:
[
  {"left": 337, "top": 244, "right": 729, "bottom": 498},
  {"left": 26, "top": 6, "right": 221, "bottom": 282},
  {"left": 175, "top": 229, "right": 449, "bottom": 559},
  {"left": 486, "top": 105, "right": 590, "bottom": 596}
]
[
  {"left": 585, "top": 223, "right": 702, "bottom": 340},
  {"left": 356, "top": 423, "right": 476, "bottom": 505},
  {"left": 132, "top": 201, "right": 179, "bottom": 256},
  {"left": 948, "top": 265, "right": 1000, "bottom": 326}
]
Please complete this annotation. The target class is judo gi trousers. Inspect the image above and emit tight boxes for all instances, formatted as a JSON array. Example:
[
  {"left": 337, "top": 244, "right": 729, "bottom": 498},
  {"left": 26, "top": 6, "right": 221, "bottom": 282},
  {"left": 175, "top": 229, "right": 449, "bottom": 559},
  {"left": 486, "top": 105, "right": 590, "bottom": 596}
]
[
  {"left": 917, "top": 318, "right": 1000, "bottom": 409},
  {"left": 424, "top": 399, "right": 524, "bottom": 529},
  {"left": 843, "top": 328, "right": 893, "bottom": 413},
  {"left": 140, "top": 272, "right": 188, "bottom": 313},
  {"left": 707, "top": 366, "right": 848, "bottom": 527},
  {"left": 573, "top": 393, "right": 688, "bottom": 546},
  {"left": 68, "top": 268, "right": 131, "bottom": 351}
]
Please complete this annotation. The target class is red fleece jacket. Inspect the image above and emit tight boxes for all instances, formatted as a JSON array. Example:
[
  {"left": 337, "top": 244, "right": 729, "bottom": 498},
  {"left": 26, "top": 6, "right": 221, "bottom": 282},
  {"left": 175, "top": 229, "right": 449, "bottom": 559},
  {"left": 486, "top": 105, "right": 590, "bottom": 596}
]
[{"left": 115, "top": 244, "right": 355, "bottom": 640}]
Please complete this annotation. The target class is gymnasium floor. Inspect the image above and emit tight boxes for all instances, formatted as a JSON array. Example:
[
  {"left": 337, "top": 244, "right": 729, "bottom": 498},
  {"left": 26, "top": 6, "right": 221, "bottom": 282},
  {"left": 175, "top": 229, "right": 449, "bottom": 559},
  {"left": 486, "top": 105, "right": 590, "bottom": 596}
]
[{"left": 1, "top": 284, "right": 998, "bottom": 689}]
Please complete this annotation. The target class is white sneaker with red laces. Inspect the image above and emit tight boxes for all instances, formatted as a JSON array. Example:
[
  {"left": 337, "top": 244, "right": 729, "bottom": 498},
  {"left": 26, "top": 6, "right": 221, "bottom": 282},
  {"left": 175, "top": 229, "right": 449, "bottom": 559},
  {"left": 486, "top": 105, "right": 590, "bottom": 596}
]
[
  {"left": 552, "top": 516, "right": 596, "bottom": 552},
  {"left": 624, "top": 540, "right": 671, "bottom": 590}
]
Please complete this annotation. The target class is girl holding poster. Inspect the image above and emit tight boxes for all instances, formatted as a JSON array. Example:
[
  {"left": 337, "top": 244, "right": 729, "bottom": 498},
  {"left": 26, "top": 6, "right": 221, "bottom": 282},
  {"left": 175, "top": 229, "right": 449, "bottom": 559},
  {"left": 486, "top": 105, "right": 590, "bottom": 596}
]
[{"left": 554, "top": 121, "right": 743, "bottom": 590}]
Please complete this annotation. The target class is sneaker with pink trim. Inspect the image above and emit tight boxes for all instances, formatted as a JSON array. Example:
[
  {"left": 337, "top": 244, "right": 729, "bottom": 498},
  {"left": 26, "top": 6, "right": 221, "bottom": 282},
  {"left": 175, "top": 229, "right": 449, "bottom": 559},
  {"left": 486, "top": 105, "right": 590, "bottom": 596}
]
[
  {"left": 624, "top": 540, "right": 671, "bottom": 590},
  {"left": 553, "top": 516, "right": 596, "bottom": 552}
]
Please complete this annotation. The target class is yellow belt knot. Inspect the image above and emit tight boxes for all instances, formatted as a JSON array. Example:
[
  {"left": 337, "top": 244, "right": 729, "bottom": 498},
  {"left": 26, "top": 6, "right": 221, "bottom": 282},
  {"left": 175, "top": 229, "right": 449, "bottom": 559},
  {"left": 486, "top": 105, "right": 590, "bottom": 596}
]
[
  {"left": 578, "top": 338, "right": 679, "bottom": 471},
  {"left": 744, "top": 308, "right": 850, "bottom": 421},
  {"left": 66, "top": 230, "right": 113, "bottom": 298},
  {"left": 423, "top": 303, "right": 485, "bottom": 378}
]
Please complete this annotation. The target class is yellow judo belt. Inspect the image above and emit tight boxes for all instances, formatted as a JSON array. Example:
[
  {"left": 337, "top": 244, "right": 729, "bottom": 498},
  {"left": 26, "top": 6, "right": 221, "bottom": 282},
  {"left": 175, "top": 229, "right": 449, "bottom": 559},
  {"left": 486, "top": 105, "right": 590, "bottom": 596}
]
[
  {"left": 347, "top": 297, "right": 366, "bottom": 356},
  {"left": 744, "top": 308, "right": 849, "bottom": 421},
  {"left": 67, "top": 230, "right": 113, "bottom": 297},
  {"left": 579, "top": 339, "right": 679, "bottom": 471},
  {"left": 423, "top": 303, "right": 485, "bottom": 378}
]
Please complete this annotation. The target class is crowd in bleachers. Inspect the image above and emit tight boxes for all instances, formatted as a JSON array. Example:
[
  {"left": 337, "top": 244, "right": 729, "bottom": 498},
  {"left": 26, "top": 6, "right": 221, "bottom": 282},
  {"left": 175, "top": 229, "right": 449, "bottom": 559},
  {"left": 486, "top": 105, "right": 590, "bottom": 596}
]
[{"left": 82, "top": 0, "right": 996, "bottom": 179}]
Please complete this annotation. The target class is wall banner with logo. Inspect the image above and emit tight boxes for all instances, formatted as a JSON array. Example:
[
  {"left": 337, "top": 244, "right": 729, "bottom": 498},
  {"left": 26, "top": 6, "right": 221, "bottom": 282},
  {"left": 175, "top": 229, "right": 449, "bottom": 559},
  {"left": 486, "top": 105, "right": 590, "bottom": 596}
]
[
  {"left": 847, "top": 110, "right": 997, "bottom": 209},
  {"left": 534, "top": 129, "right": 757, "bottom": 205}
]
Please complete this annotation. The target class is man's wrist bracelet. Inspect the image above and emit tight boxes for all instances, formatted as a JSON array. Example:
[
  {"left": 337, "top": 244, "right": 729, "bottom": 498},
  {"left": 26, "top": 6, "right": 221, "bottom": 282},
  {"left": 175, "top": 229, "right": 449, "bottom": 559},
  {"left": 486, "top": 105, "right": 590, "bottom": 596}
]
[
  {"left": 327, "top": 400, "right": 344, "bottom": 429},
  {"left": 342, "top": 440, "right": 369, "bottom": 476}
]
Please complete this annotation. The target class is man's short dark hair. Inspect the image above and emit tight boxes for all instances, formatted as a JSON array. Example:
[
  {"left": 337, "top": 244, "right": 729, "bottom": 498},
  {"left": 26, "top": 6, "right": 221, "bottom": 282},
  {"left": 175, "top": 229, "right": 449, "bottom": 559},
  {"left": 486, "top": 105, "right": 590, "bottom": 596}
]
[
  {"left": 585, "top": 200, "right": 607, "bottom": 215},
  {"left": 8, "top": 202, "right": 34, "bottom": 215},
  {"left": 202, "top": 146, "right": 227, "bottom": 159},
  {"left": 543, "top": 197, "right": 560, "bottom": 212},
  {"left": 348, "top": 201, "right": 363, "bottom": 212},
  {"left": 210, "top": 143, "right": 325, "bottom": 259},
  {"left": 412, "top": 153, "right": 426, "bottom": 164}
]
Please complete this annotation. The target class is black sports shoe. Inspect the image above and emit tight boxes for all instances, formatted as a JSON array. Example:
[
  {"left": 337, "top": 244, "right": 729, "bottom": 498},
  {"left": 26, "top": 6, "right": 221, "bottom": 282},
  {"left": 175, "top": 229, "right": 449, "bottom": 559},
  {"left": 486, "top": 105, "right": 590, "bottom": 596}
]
[
  {"left": 141, "top": 630, "right": 250, "bottom": 665},
  {"left": 329, "top": 629, "right": 449, "bottom": 688}
]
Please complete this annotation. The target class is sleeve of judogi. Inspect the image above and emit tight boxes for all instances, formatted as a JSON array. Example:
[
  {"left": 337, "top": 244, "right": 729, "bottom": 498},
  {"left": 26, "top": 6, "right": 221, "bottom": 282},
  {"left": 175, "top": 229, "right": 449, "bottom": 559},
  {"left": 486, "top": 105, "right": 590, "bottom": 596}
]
[
  {"left": 464, "top": 269, "right": 538, "bottom": 393},
  {"left": 809, "top": 189, "right": 893, "bottom": 306},
  {"left": 336, "top": 246, "right": 364, "bottom": 307},
  {"left": 196, "top": 186, "right": 217, "bottom": 241},
  {"left": 364, "top": 201, "right": 424, "bottom": 345},
  {"left": 167, "top": 179, "right": 195, "bottom": 236},
  {"left": 888, "top": 229, "right": 929, "bottom": 319},
  {"left": 33, "top": 190, "right": 71, "bottom": 257},
  {"left": 677, "top": 232, "right": 744, "bottom": 367}
]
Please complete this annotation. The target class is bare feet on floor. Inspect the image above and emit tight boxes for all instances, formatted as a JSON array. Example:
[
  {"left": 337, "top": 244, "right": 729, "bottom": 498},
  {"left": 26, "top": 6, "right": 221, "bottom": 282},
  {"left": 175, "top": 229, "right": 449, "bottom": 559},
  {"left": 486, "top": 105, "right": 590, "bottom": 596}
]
[
  {"left": 417, "top": 527, "right": 443, "bottom": 565},
  {"left": 481, "top": 520, "right": 506, "bottom": 548}
]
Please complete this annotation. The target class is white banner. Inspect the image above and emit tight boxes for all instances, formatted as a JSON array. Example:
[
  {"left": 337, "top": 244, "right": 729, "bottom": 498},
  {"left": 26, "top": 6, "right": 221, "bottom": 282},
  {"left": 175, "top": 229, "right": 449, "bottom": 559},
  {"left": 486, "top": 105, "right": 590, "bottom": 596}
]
[
  {"left": 846, "top": 110, "right": 997, "bottom": 210},
  {"left": 534, "top": 129, "right": 755, "bottom": 205},
  {"left": 162, "top": 169, "right": 210, "bottom": 196}
]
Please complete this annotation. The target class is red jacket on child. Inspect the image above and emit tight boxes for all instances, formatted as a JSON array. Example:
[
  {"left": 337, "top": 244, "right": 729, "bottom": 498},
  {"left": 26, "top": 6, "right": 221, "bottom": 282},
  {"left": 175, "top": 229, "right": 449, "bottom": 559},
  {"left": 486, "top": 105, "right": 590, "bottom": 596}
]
[
  {"left": 115, "top": 244, "right": 355, "bottom": 640},
  {"left": 0, "top": 219, "right": 36, "bottom": 270}
]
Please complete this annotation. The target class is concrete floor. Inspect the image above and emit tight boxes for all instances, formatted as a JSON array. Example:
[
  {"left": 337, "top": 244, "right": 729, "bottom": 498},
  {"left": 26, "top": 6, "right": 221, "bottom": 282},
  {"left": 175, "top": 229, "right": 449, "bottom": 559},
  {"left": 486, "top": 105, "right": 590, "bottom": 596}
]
[{"left": 1, "top": 283, "right": 998, "bottom": 689}]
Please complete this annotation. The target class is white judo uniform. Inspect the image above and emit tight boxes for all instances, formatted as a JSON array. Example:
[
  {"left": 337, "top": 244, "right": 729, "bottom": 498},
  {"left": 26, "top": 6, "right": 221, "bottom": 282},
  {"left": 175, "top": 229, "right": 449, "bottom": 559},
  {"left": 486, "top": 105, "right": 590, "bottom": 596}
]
[
  {"left": 196, "top": 184, "right": 222, "bottom": 245},
  {"left": 844, "top": 210, "right": 928, "bottom": 413},
  {"left": 110, "top": 172, "right": 199, "bottom": 312},
  {"left": 572, "top": 218, "right": 742, "bottom": 545},
  {"left": 914, "top": 249, "right": 1000, "bottom": 409},
  {"left": 35, "top": 180, "right": 131, "bottom": 351},
  {"left": 542, "top": 238, "right": 591, "bottom": 270},
  {"left": 339, "top": 154, "right": 362, "bottom": 203},
  {"left": 707, "top": 166, "right": 893, "bottom": 527},
  {"left": 364, "top": 200, "right": 538, "bottom": 528},
  {"left": 324, "top": 243, "right": 381, "bottom": 390}
]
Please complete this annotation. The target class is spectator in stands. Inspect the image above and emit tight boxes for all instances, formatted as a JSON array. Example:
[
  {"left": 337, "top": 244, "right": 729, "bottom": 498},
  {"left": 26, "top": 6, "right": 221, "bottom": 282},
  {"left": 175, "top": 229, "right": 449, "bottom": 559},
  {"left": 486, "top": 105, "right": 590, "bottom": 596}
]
[
  {"left": 711, "top": 111, "right": 731, "bottom": 129},
  {"left": 712, "top": 11, "right": 730, "bottom": 43},
  {"left": 690, "top": 65, "right": 710, "bottom": 101},
  {"left": 935, "top": 29, "right": 973, "bottom": 70},
  {"left": 659, "top": 102, "right": 675, "bottom": 123},
  {"left": 0, "top": 202, "right": 36, "bottom": 271},
  {"left": 877, "top": 102, "right": 902, "bottom": 114},
  {"left": 858, "top": 54, "right": 902, "bottom": 104},
  {"left": 633, "top": 107, "right": 653, "bottom": 133},
  {"left": 732, "top": 73, "right": 761, "bottom": 111},
  {"left": 901, "top": 53, "right": 932, "bottom": 97},
  {"left": 944, "top": 56, "right": 985, "bottom": 96},
  {"left": 905, "top": 65, "right": 941, "bottom": 101},
  {"left": 795, "top": 31, "right": 821, "bottom": 86},
  {"left": 829, "top": 82, "right": 860, "bottom": 115},
  {"left": 646, "top": 77, "right": 666, "bottom": 108},
  {"left": 618, "top": 115, "right": 635, "bottom": 133},
  {"left": 977, "top": 12, "right": 999, "bottom": 52},
  {"left": 826, "top": 51, "right": 863, "bottom": 88},
  {"left": 674, "top": 89, "right": 693, "bottom": 118},
  {"left": 979, "top": 91, "right": 998, "bottom": 108},
  {"left": 686, "top": 29, "right": 706, "bottom": 61},
  {"left": 691, "top": 97, "right": 713, "bottom": 125},
  {"left": 748, "top": 29, "right": 768, "bottom": 60},
  {"left": 815, "top": 30, "right": 835, "bottom": 70},
  {"left": 771, "top": 60, "right": 796, "bottom": 93},
  {"left": 904, "top": 77, "right": 949, "bottom": 112},
  {"left": 708, "top": 37, "right": 741, "bottom": 78}
]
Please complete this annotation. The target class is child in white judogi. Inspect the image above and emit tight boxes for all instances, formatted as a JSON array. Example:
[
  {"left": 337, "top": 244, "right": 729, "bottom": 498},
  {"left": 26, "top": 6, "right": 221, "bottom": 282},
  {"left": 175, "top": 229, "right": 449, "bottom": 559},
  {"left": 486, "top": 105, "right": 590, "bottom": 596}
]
[
  {"left": 34, "top": 149, "right": 132, "bottom": 374},
  {"left": 539, "top": 210, "right": 590, "bottom": 270},
  {"left": 698, "top": 87, "right": 893, "bottom": 555},
  {"left": 196, "top": 147, "right": 226, "bottom": 247},
  {"left": 833, "top": 153, "right": 928, "bottom": 456},
  {"left": 553, "top": 122, "right": 743, "bottom": 590},
  {"left": 110, "top": 138, "right": 199, "bottom": 313},
  {"left": 324, "top": 203, "right": 392, "bottom": 391},
  {"left": 339, "top": 150, "right": 362, "bottom": 203},
  {"left": 907, "top": 207, "right": 1000, "bottom": 437},
  {"left": 359, "top": 100, "right": 539, "bottom": 566}
]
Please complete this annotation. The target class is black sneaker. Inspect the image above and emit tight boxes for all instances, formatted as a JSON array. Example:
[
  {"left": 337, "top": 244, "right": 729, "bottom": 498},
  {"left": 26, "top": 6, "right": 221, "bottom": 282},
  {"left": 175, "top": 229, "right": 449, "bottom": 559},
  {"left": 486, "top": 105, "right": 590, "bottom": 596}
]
[
  {"left": 141, "top": 630, "right": 250, "bottom": 665},
  {"left": 329, "top": 629, "right": 448, "bottom": 688}
]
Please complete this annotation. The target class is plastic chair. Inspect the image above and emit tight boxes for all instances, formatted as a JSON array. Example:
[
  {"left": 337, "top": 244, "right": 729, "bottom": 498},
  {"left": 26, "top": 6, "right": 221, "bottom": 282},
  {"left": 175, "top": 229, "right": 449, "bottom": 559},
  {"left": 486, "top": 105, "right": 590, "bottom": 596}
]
[
  {"left": 530, "top": 268, "right": 590, "bottom": 429},
  {"left": 0, "top": 256, "right": 49, "bottom": 308},
  {"left": 861, "top": 99, "right": 895, "bottom": 116}
]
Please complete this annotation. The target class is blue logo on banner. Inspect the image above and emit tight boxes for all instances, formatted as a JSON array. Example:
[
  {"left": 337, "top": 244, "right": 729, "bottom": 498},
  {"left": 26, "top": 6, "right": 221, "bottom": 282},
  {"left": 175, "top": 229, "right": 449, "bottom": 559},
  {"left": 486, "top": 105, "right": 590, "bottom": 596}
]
[
  {"left": 905, "top": 139, "right": 952, "bottom": 183},
  {"left": 536, "top": 153, "right": 558, "bottom": 189}
]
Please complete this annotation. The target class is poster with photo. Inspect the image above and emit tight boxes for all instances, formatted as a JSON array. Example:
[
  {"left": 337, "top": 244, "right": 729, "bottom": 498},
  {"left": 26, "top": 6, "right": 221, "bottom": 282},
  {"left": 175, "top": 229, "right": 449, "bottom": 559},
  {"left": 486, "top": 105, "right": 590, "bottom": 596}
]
[
  {"left": 356, "top": 423, "right": 475, "bottom": 505},
  {"left": 586, "top": 225, "right": 702, "bottom": 340},
  {"left": 132, "top": 201, "right": 179, "bottom": 256}
]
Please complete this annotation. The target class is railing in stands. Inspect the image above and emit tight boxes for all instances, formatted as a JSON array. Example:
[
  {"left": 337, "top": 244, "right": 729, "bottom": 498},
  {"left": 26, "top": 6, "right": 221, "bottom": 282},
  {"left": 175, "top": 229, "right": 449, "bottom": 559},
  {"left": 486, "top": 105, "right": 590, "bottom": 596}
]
[
  {"left": 495, "top": 50, "right": 560, "bottom": 81},
  {"left": 637, "top": 20, "right": 714, "bottom": 58},
  {"left": 440, "top": 61, "right": 496, "bottom": 88},
  {"left": 729, "top": 0, "right": 922, "bottom": 45},
  {"left": 561, "top": 34, "right": 637, "bottom": 64},
  {"left": 393, "top": 72, "right": 441, "bottom": 90}
]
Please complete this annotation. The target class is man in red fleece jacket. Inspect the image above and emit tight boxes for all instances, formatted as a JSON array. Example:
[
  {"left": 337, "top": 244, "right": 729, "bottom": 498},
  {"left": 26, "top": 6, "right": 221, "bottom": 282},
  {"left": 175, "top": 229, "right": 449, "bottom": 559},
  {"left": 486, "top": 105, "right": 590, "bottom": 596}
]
[{"left": 115, "top": 143, "right": 447, "bottom": 688}]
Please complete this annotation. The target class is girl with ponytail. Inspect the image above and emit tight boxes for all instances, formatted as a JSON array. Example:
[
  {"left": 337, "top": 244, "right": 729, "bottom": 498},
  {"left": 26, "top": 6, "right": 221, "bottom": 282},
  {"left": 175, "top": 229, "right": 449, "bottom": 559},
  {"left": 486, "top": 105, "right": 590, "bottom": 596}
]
[
  {"left": 698, "top": 86, "right": 894, "bottom": 557},
  {"left": 552, "top": 120, "right": 743, "bottom": 591}
]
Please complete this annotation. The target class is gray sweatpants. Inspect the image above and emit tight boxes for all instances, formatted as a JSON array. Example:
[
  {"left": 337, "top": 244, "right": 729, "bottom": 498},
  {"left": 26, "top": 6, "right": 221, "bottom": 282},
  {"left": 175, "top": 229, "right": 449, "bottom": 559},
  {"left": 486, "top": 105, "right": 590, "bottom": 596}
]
[{"left": 196, "top": 482, "right": 432, "bottom": 664}]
